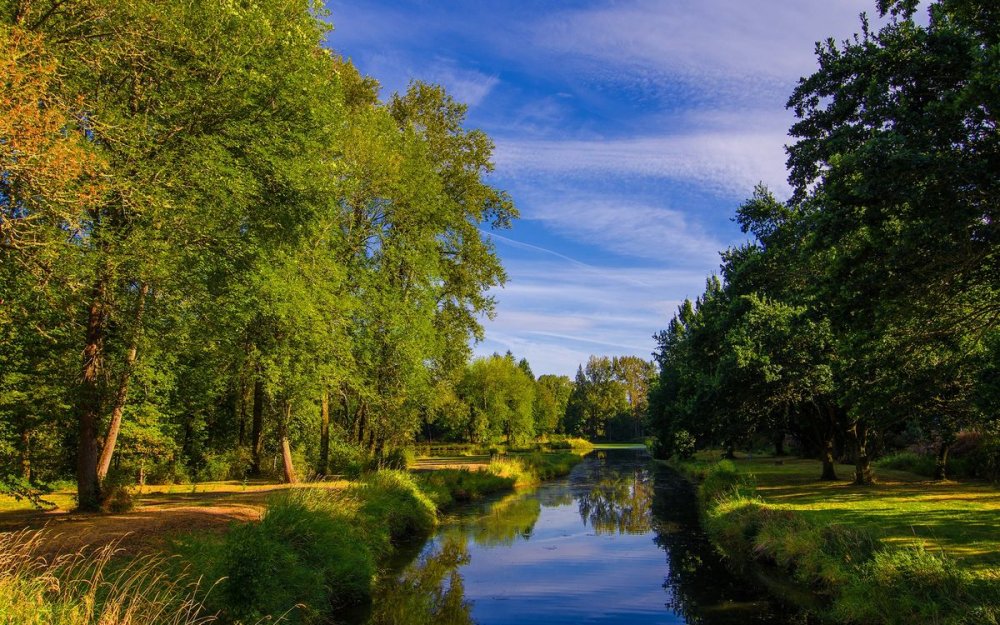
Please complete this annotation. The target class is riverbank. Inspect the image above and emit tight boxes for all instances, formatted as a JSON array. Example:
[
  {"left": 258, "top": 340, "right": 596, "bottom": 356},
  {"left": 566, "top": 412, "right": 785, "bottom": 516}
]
[
  {"left": 671, "top": 454, "right": 1000, "bottom": 625},
  {"left": 0, "top": 450, "right": 586, "bottom": 624}
]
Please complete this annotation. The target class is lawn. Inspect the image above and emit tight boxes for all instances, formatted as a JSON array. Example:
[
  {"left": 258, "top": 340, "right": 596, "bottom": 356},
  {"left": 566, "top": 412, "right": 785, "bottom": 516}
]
[{"left": 689, "top": 452, "right": 1000, "bottom": 576}]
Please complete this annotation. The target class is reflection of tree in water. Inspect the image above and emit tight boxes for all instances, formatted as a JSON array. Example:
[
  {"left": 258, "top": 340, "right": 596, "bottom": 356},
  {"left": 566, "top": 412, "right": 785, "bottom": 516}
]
[
  {"left": 472, "top": 493, "right": 542, "bottom": 546},
  {"left": 442, "top": 492, "right": 542, "bottom": 548},
  {"left": 651, "top": 466, "right": 792, "bottom": 624},
  {"left": 577, "top": 468, "right": 654, "bottom": 535},
  {"left": 366, "top": 537, "right": 475, "bottom": 625}
]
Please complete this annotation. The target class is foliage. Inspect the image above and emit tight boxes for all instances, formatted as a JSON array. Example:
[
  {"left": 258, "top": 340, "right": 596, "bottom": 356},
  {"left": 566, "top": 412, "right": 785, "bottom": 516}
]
[
  {"left": 416, "top": 469, "right": 516, "bottom": 508},
  {"left": 0, "top": 0, "right": 516, "bottom": 504},
  {"left": 349, "top": 471, "right": 438, "bottom": 544}
]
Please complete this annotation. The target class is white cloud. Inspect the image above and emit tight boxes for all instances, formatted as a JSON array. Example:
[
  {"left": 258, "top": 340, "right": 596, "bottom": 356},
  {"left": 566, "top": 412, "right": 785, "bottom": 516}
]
[
  {"left": 494, "top": 127, "right": 791, "bottom": 197},
  {"left": 426, "top": 61, "right": 500, "bottom": 107},
  {"left": 535, "top": 0, "right": 881, "bottom": 97},
  {"left": 526, "top": 198, "right": 724, "bottom": 266},
  {"left": 474, "top": 253, "right": 712, "bottom": 376}
]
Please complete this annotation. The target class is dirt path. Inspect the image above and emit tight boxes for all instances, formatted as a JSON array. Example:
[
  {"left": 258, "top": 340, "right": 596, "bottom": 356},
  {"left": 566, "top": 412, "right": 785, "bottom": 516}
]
[{"left": 0, "top": 480, "right": 348, "bottom": 558}]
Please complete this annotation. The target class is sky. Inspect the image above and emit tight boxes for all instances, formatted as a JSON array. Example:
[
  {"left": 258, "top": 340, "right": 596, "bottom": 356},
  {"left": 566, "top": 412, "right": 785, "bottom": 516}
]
[{"left": 322, "top": 0, "right": 896, "bottom": 377}]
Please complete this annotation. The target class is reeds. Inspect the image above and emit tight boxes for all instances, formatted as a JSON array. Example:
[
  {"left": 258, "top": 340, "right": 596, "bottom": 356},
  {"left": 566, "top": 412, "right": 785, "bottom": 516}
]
[{"left": 0, "top": 529, "right": 213, "bottom": 625}]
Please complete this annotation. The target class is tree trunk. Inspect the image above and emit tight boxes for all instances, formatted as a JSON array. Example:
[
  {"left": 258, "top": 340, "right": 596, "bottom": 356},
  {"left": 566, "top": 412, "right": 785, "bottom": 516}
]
[
  {"left": 97, "top": 282, "right": 148, "bottom": 483},
  {"left": 280, "top": 402, "right": 297, "bottom": 484},
  {"left": 318, "top": 388, "right": 330, "bottom": 475},
  {"left": 77, "top": 277, "right": 107, "bottom": 511},
  {"left": 250, "top": 377, "right": 265, "bottom": 475},
  {"left": 280, "top": 436, "right": 297, "bottom": 483},
  {"left": 851, "top": 422, "right": 875, "bottom": 485},
  {"left": 19, "top": 425, "right": 31, "bottom": 482},
  {"left": 820, "top": 436, "right": 838, "bottom": 480},
  {"left": 934, "top": 440, "right": 951, "bottom": 481},
  {"left": 236, "top": 378, "right": 247, "bottom": 447},
  {"left": 773, "top": 431, "right": 786, "bottom": 457}
]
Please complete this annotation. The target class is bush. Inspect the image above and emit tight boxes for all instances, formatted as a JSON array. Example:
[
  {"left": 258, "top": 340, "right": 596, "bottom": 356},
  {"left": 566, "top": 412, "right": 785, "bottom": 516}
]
[
  {"left": 417, "top": 468, "right": 515, "bottom": 507},
  {"left": 520, "top": 451, "right": 582, "bottom": 480},
  {"left": 180, "top": 488, "right": 380, "bottom": 623},
  {"left": 326, "top": 439, "right": 373, "bottom": 478},
  {"left": 100, "top": 483, "right": 137, "bottom": 514},
  {"left": 381, "top": 447, "right": 416, "bottom": 470},
  {"left": 699, "top": 460, "right": 756, "bottom": 504},
  {"left": 144, "top": 459, "right": 190, "bottom": 485},
  {"left": 876, "top": 451, "right": 937, "bottom": 477},
  {"left": 487, "top": 456, "right": 536, "bottom": 487},
  {"left": 350, "top": 471, "right": 437, "bottom": 544},
  {"left": 198, "top": 448, "right": 253, "bottom": 482}
]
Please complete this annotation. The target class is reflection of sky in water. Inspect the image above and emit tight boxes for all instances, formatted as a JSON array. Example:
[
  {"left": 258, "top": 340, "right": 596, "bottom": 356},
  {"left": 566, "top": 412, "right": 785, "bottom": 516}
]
[
  {"left": 370, "top": 450, "right": 785, "bottom": 625},
  {"left": 422, "top": 453, "right": 683, "bottom": 624}
]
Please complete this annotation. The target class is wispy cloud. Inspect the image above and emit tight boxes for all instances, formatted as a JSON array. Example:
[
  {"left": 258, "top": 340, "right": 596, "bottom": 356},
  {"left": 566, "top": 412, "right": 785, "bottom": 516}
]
[
  {"left": 425, "top": 60, "right": 500, "bottom": 107},
  {"left": 475, "top": 253, "right": 713, "bottom": 375},
  {"left": 526, "top": 198, "right": 724, "bottom": 266},
  {"left": 535, "top": 0, "right": 878, "bottom": 101},
  {"left": 494, "top": 128, "right": 790, "bottom": 197}
]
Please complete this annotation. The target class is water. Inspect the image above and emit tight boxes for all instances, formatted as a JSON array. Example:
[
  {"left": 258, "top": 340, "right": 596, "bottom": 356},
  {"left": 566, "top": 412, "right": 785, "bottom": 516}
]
[{"left": 360, "top": 448, "right": 793, "bottom": 625}]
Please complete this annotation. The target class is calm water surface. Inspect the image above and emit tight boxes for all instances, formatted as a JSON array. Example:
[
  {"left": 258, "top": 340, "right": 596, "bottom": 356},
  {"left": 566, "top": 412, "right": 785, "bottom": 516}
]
[{"left": 358, "top": 448, "right": 793, "bottom": 625}]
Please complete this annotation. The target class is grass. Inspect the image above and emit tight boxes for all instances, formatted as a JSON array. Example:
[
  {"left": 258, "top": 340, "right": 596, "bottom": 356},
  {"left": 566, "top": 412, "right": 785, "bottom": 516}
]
[
  {"left": 416, "top": 468, "right": 516, "bottom": 508},
  {"left": 680, "top": 454, "right": 1000, "bottom": 624},
  {"left": 0, "top": 451, "right": 589, "bottom": 624},
  {"left": 173, "top": 472, "right": 439, "bottom": 624},
  {"left": 0, "top": 530, "right": 212, "bottom": 625}
]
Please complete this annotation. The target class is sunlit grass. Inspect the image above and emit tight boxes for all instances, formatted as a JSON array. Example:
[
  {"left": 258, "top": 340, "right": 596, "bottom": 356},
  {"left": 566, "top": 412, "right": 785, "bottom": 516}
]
[
  {"left": 0, "top": 478, "right": 351, "bottom": 515},
  {"left": 0, "top": 530, "right": 212, "bottom": 625},
  {"left": 690, "top": 458, "right": 1000, "bottom": 623},
  {"left": 720, "top": 455, "right": 1000, "bottom": 574}
]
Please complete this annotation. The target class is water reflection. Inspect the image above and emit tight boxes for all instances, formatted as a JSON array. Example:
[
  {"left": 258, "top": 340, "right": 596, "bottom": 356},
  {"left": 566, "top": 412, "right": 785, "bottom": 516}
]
[
  {"left": 578, "top": 471, "right": 654, "bottom": 535},
  {"left": 651, "top": 466, "right": 786, "bottom": 624},
  {"left": 367, "top": 538, "right": 474, "bottom": 625},
  {"left": 360, "top": 450, "right": 789, "bottom": 625},
  {"left": 443, "top": 492, "right": 542, "bottom": 547}
]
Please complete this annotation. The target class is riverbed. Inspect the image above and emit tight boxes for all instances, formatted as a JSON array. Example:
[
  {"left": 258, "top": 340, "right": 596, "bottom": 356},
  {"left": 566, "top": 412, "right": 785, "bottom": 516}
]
[{"left": 359, "top": 447, "right": 792, "bottom": 624}]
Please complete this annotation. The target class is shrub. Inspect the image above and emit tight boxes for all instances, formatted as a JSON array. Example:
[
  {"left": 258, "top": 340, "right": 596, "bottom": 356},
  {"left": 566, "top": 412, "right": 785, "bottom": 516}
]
[
  {"left": 487, "top": 457, "right": 536, "bottom": 487},
  {"left": 699, "top": 460, "right": 756, "bottom": 504},
  {"left": 198, "top": 448, "right": 253, "bottom": 482},
  {"left": 182, "top": 488, "right": 380, "bottom": 623},
  {"left": 100, "top": 483, "right": 137, "bottom": 514},
  {"left": 326, "top": 439, "right": 372, "bottom": 478},
  {"left": 381, "top": 447, "right": 416, "bottom": 470},
  {"left": 520, "top": 451, "right": 582, "bottom": 480},
  {"left": 350, "top": 471, "right": 437, "bottom": 544},
  {"left": 875, "top": 451, "right": 937, "bottom": 477},
  {"left": 417, "top": 469, "right": 515, "bottom": 507},
  {"left": 144, "top": 459, "right": 190, "bottom": 485}
]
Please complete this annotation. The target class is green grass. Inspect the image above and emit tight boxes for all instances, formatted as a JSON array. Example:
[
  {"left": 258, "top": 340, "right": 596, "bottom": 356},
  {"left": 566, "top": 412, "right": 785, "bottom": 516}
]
[
  {"left": 416, "top": 468, "right": 516, "bottom": 508},
  {"left": 0, "top": 531, "right": 211, "bottom": 625},
  {"left": 172, "top": 472, "right": 440, "bottom": 624},
  {"left": 681, "top": 454, "right": 1000, "bottom": 624}
]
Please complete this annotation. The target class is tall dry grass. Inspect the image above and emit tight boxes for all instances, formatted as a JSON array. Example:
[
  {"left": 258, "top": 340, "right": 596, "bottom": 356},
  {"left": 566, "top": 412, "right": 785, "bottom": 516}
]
[{"left": 0, "top": 530, "right": 214, "bottom": 625}]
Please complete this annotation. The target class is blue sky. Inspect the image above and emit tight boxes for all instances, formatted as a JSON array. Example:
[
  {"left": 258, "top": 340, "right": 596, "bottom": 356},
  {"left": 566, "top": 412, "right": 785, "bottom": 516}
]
[{"left": 323, "top": 0, "right": 890, "bottom": 377}]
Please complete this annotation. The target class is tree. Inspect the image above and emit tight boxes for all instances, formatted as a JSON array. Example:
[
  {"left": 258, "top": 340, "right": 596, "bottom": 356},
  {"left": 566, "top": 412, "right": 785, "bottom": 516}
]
[
  {"left": 458, "top": 355, "right": 535, "bottom": 445},
  {"left": 785, "top": 0, "right": 1000, "bottom": 482}
]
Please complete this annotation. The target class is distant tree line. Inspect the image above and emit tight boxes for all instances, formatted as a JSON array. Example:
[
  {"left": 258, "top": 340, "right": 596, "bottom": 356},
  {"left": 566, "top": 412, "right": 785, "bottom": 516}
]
[
  {"left": 649, "top": 0, "right": 1000, "bottom": 483},
  {"left": 424, "top": 352, "right": 655, "bottom": 446}
]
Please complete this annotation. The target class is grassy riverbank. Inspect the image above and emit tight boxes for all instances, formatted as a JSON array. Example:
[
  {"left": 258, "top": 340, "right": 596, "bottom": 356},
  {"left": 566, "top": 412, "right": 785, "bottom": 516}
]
[
  {"left": 0, "top": 450, "right": 588, "bottom": 624},
  {"left": 674, "top": 455, "right": 1000, "bottom": 624}
]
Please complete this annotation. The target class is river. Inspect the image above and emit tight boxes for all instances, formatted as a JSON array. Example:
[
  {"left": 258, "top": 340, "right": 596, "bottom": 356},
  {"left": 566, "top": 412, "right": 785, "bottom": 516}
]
[{"left": 355, "top": 447, "right": 793, "bottom": 624}]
